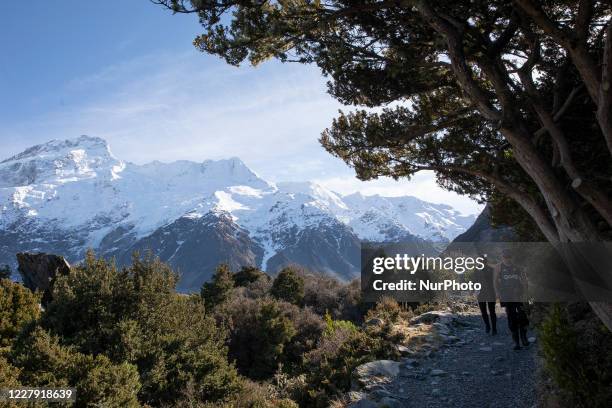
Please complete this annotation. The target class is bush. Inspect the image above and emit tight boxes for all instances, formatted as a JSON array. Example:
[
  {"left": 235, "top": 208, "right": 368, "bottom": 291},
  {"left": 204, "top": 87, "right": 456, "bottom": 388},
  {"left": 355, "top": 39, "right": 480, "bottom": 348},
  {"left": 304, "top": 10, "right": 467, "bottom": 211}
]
[
  {"left": 34, "top": 252, "right": 240, "bottom": 406},
  {"left": 234, "top": 266, "right": 269, "bottom": 287},
  {"left": 0, "top": 355, "right": 24, "bottom": 408},
  {"left": 11, "top": 326, "right": 141, "bottom": 407},
  {"left": 536, "top": 303, "right": 612, "bottom": 408},
  {"left": 271, "top": 267, "right": 304, "bottom": 305},
  {"left": 219, "top": 296, "right": 297, "bottom": 380},
  {"left": 0, "top": 279, "right": 40, "bottom": 347},
  {"left": 364, "top": 296, "right": 404, "bottom": 324},
  {"left": 301, "top": 323, "right": 401, "bottom": 407},
  {"left": 201, "top": 263, "right": 235, "bottom": 310}
]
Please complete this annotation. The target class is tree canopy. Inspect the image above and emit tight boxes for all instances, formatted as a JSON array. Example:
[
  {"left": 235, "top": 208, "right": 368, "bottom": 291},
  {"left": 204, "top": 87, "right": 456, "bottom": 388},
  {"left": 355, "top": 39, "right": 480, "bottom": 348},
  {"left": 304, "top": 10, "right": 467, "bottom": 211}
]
[{"left": 156, "top": 0, "right": 612, "bottom": 326}]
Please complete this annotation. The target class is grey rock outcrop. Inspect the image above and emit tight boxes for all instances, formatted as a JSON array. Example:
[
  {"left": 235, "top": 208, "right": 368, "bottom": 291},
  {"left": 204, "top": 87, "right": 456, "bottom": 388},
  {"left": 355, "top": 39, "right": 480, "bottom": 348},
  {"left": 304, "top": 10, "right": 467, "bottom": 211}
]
[{"left": 16, "top": 252, "right": 70, "bottom": 302}]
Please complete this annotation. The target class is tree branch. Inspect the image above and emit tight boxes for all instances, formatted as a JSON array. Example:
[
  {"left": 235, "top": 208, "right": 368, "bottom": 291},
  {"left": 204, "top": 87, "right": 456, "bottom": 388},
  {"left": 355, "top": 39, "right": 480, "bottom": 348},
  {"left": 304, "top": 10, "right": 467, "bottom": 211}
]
[
  {"left": 410, "top": 163, "right": 559, "bottom": 241},
  {"left": 415, "top": 1, "right": 502, "bottom": 121}
]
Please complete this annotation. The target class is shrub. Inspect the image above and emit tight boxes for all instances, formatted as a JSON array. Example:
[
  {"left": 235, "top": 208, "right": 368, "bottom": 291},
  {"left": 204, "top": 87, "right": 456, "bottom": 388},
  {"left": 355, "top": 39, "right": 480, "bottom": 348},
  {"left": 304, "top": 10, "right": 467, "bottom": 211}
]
[
  {"left": 301, "top": 325, "right": 400, "bottom": 407},
  {"left": 11, "top": 326, "right": 141, "bottom": 407},
  {"left": 219, "top": 296, "right": 296, "bottom": 380},
  {"left": 234, "top": 266, "right": 269, "bottom": 287},
  {"left": 201, "top": 263, "right": 235, "bottom": 310},
  {"left": 536, "top": 303, "right": 612, "bottom": 408},
  {"left": 271, "top": 267, "right": 304, "bottom": 305},
  {"left": 36, "top": 252, "right": 240, "bottom": 406},
  {"left": 302, "top": 272, "right": 344, "bottom": 315},
  {"left": 364, "top": 296, "right": 404, "bottom": 324},
  {"left": 0, "top": 278, "right": 40, "bottom": 347}
]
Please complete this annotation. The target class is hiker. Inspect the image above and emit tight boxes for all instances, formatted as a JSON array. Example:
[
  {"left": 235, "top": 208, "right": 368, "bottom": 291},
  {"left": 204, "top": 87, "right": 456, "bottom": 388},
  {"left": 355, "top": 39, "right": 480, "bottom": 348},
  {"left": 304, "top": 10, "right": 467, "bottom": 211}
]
[
  {"left": 474, "top": 265, "right": 497, "bottom": 335},
  {"left": 496, "top": 249, "right": 530, "bottom": 350}
]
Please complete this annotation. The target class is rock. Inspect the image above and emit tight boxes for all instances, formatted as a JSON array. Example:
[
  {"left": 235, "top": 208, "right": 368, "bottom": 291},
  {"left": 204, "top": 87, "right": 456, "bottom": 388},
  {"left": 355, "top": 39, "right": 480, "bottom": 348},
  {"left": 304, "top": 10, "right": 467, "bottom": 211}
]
[
  {"left": 348, "top": 399, "right": 378, "bottom": 408},
  {"left": 370, "top": 388, "right": 393, "bottom": 399},
  {"left": 353, "top": 360, "right": 402, "bottom": 389},
  {"left": 431, "top": 388, "right": 441, "bottom": 396},
  {"left": 401, "top": 358, "right": 418, "bottom": 367},
  {"left": 395, "top": 345, "right": 415, "bottom": 355},
  {"left": 432, "top": 322, "right": 451, "bottom": 335},
  {"left": 479, "top": 346, "right": 493, "bottom": 352},
  {"left": 446, "top": 335, "right": 460, "bottom": 342},
  {"left": 430, "top": 369, "right": 447, "bottom": 377},
  {"left": 461, "top": 371, "right": 471, "bottom": 376},
  {"left": 16, "top": 252, "right": 70, "bottom": 304},
  {"left": 378, "top": 397, "right": 404, "bottom": 408},
  {"left": 528, "top": 336, "right": 536, "bottom": 343},
  {"left": 410, "top": 310, "right": 456, "bottom": 325}
]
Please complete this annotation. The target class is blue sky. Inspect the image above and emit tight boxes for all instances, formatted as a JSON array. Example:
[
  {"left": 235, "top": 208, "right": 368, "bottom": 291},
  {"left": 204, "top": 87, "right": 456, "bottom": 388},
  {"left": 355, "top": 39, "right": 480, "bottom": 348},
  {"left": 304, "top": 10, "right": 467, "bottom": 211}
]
[{"left": 0, "top": 1, "right": 481, "bottom": 214}]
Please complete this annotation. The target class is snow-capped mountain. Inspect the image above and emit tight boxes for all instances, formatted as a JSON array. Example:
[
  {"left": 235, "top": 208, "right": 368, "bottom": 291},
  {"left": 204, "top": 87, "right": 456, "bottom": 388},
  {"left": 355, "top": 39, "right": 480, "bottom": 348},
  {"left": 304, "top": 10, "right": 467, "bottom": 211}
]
[{"left": 1, "top": 136, "right": 476, "bottom": 290}]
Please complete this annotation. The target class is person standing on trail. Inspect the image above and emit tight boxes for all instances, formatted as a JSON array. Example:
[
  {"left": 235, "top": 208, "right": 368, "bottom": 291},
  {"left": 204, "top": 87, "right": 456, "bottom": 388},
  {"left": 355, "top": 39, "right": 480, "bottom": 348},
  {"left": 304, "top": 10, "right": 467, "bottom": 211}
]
[
  {"left": 474, "top": 265, "right": 497, "bottom": 335},
  {"left": 496, "top": 250, "right": 530, "bottom": 350}
]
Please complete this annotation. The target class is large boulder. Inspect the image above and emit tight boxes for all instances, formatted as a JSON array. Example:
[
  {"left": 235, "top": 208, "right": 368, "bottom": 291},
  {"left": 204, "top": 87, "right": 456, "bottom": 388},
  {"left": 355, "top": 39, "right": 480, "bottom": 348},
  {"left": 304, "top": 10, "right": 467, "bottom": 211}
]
[{"left": 16, "top": 253, "right": 70, "bottom": 302}]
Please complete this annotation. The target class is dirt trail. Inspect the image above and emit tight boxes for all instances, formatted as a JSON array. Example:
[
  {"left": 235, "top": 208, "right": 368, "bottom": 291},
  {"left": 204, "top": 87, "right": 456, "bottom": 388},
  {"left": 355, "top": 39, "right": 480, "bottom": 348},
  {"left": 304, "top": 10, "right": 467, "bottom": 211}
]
[{"left": 352, "top": 306, "right": 538, "bottom": 408}]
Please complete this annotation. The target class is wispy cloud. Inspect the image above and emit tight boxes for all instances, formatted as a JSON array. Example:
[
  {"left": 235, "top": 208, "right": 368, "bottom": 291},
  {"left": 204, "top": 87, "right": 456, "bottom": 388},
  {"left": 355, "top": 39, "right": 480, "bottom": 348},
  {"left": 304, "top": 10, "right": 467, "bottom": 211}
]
[{"left": 1, "top": 50, "right": 483, "bottom": 215}]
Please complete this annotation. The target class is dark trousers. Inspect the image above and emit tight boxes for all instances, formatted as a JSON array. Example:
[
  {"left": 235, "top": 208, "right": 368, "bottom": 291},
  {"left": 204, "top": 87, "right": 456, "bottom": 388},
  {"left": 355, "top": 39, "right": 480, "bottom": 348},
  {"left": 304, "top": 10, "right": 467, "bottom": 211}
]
[
  {"left": 478, "top": 301, "right": 496, "bottom": 330},
  {"left": 504, "top": 302, "right": 529, "bottom": 334}
]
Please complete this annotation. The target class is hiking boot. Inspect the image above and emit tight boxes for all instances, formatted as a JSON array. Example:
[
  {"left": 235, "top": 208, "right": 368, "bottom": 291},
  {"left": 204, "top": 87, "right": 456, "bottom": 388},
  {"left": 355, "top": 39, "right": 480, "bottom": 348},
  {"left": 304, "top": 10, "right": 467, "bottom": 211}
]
[
  {"left": 485, "top": 324, "right": 491, "bottom": 334},
  {"left": 520, "top": 328, "right": 530, "bottom": 347},
  {"left": 491, "top": 327, "right": 497, "bottom": 336}
]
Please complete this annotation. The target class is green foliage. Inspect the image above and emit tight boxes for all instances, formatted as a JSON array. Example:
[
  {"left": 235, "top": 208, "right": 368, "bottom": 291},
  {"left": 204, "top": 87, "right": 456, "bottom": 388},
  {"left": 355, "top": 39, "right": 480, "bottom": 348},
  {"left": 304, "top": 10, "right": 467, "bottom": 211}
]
[
  {"left": 301, "top": 323, "right": 402, "bottom": 407},
  {"left": 0, "top": 354, "right": 21, "bottom": 387},
  {"left": 364, "top": 297, "right": 404, "bottom": 324},
  {"left": 220, "top": 297, "right": 297, "bottom": 380},
  {"left": 323, "top": 311, "right": 357, "bottom": 338},
  {"left": 537, "top": 304, "right": 612, "bottom": 408},
  {"left": 31, "top": 252, "right": 240, "bottom": 406},
  {"left": 0, "top": 264, "right": 11, "bottom": 279},
  {"left": 0, "top": 278, "right": 40, "bottom": 347},
  {"left": 0, "top": 355, "right": 24, "bottom": 408},
  {"left": 11, "top": 326, "right": 141, "bottom": 407},
  {"left": 234, "top": 266, "right": 269, "bottom": 287},
  {"left": 201, "top": 263, "right": 235, "bottom": 310},
  {"left": 271, "top": 267, "right": 304, "bottom": 305},
  {"left": 158, "top": 0, "right": 612, "bottom": 251},
  {"left": 214, "top": 380, "right": 299, "bottom": 408}
]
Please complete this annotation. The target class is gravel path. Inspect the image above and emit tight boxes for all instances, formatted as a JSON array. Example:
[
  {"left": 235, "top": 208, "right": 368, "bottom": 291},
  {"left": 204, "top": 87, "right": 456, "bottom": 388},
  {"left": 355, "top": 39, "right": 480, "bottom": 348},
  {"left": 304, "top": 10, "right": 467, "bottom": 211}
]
[{"left": 383, "top": 306, "right": 537, "bottom": 408}]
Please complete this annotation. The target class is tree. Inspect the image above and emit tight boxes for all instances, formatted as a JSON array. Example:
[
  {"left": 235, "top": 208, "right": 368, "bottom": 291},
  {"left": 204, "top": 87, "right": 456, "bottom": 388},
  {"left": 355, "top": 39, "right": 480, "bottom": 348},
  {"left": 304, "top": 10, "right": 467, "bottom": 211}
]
[
  {"left": 201, "top": 263, "right": 235, "bottom": 309},
  {"left": 271, "top": 267, "right": 305, "bottom": 305},
  {"left": 155, "top": 0, "right": 612, "bottom": 328},
  {"left": 0, "top": 279, "right": 40, "bottom": 347},
  {"left": 234, "top": 265, "right": 269, "bottom": 287},
  {"left": 220, "top": 297, "right": 297, "bottom": 380}
]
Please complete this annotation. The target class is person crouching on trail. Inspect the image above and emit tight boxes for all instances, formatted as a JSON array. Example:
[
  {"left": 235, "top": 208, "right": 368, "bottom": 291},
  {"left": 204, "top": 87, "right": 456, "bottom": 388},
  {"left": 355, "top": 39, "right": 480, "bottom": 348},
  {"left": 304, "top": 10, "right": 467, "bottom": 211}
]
[
  {"left": 474, "top": 264, "right": 497, "bottom": 335},
  {"left": 496, "top": 250, "right": 530, "bottom": 350}
]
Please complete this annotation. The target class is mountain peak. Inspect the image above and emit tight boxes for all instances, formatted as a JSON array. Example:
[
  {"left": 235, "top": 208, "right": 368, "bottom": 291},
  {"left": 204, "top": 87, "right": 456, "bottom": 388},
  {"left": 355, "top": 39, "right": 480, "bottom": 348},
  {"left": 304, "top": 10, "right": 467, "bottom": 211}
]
[
  {"left": 2, "top": 135, "right": 112, "bottom": 164},
  {"left": 0, "top": 135, "right": 121, "bottom": 186}
]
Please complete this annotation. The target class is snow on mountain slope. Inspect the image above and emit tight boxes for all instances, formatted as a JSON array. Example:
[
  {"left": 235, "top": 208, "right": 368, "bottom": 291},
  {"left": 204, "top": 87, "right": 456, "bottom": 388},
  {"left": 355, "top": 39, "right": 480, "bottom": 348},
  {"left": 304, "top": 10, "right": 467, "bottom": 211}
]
[{"left": 1, "top": 136, "right": 476, "bottom": 285}]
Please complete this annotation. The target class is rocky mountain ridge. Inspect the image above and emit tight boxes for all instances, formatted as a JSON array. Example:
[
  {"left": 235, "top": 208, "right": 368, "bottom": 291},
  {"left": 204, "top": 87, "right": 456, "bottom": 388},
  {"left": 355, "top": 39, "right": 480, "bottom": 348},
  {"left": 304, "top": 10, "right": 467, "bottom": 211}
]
[{"left": 1, "top": 136, "right": 476, "bottom": 290}]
